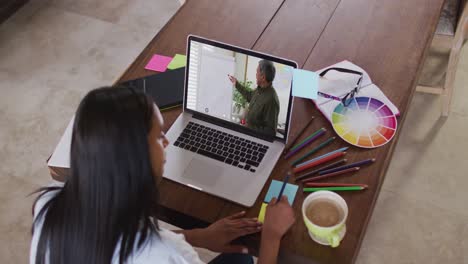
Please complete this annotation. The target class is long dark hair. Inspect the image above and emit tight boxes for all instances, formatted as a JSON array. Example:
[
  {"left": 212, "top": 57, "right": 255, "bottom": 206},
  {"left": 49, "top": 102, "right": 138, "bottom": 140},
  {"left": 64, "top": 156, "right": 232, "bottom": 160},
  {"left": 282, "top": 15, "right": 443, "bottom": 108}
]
[{"left": 32, "top": 86, "right": 160, "bottom": 264}]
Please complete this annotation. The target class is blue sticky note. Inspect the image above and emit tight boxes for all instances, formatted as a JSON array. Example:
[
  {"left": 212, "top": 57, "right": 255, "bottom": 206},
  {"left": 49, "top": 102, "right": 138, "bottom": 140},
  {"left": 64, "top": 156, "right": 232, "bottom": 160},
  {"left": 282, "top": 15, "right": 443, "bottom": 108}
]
[
  {"left": 292, "top": 69, "right": 318, "bottom": 99},
  {"left": 264, "top": 180, "right": 299, "bottom": 205}
]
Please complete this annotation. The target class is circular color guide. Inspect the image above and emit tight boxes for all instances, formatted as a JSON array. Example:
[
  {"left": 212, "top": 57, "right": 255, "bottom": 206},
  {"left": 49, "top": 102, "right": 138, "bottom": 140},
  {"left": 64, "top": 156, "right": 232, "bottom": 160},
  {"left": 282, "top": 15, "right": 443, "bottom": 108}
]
[{"left": 332, "top": 97, "right": 397, "bottom": 148}]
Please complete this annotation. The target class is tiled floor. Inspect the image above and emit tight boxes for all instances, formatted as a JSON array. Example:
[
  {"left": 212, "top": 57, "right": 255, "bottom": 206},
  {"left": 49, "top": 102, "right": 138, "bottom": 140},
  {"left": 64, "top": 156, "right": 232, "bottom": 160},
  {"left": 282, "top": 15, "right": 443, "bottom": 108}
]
[{"left": 0, "top": 1, "right": 467, "bottom": 263}]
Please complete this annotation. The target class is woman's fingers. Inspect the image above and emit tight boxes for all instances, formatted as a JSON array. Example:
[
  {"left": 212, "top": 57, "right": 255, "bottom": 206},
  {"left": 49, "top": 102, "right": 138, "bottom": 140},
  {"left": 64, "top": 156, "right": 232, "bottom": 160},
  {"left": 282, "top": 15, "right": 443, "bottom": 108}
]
[
  {"left": 227, "top": 211, "right": 246, "bottom": 220},
  {"left": 226, "top": 225, "right": 262, "bottom": 241},
  {"left": 280, "top": 195, "right": 288, "bottom": 203},
  {"left": 231, "top": 218, "right": 261, "bottom": 228},
  {"left": 236, "top": 226, "right": 262, "bottom": 237}
]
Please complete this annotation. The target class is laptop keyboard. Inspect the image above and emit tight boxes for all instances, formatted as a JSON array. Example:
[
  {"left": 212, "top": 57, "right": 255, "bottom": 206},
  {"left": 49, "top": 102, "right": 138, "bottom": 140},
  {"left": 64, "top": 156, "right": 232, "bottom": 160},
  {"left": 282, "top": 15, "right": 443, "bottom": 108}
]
[{"left": 173, "top": 122, "right": 268, "bottom": 173}]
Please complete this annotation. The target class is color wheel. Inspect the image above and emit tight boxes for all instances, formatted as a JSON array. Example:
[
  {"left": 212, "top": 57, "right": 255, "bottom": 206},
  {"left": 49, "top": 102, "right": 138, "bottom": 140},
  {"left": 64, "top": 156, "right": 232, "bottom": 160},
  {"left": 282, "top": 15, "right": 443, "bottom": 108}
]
[{"left": 332, "top": 97, "right": 397, "bottom": 148}]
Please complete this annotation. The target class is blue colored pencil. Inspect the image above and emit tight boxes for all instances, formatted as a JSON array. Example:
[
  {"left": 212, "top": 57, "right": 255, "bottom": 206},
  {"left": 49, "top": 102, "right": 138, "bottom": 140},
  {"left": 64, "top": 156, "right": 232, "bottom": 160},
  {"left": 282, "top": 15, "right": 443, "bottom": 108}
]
[
  {"left": 284, "top": 128, "right": 326, "bottom": 159},
  {"left": 295, "top": 147, "right": 349, "bottom": 168},
  {"left": 276, "top": 174, "right": 290, "bottom": 204},
  {"left": 318, "top": 158, "right": 376, "bottom": 175}
]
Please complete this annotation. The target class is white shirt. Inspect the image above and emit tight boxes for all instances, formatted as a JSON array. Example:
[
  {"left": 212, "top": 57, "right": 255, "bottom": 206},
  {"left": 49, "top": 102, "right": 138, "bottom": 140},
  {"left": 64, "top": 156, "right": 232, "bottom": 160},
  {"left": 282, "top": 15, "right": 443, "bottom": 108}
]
[{"left": 30, "top": 187, "right": 204, "bottom": 264}]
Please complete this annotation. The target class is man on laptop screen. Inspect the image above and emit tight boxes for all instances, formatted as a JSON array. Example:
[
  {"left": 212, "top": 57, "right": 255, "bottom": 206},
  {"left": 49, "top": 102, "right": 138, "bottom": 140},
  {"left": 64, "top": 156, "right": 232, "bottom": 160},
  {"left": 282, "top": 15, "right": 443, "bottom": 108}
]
[
  {"left": 186, "top": 40, "right": 292, "bottom": 139},
  {"left": 227, "top": 60, "right": 279, "bottom": 136}
]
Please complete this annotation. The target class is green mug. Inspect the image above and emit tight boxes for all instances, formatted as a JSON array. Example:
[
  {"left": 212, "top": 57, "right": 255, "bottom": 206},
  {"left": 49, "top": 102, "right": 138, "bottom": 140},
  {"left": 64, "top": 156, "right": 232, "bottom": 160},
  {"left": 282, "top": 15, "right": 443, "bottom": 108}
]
[{"left": 302, "top": 191, "right": 348, "bottom": 248}]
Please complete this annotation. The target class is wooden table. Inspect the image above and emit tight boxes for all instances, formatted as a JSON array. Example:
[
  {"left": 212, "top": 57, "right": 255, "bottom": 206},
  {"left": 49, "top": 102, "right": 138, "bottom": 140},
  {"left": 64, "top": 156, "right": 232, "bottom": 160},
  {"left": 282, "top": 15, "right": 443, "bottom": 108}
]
[{"left": 49, "top": 0, "right": 445, "bottom": 263}]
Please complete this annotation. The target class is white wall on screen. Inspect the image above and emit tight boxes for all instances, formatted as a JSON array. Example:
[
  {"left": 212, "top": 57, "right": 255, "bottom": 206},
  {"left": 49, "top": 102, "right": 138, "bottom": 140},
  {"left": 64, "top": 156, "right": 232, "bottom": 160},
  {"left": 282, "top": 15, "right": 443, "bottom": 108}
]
[{"left": 196, "top": 48, "right": 235, "bottom": 120}]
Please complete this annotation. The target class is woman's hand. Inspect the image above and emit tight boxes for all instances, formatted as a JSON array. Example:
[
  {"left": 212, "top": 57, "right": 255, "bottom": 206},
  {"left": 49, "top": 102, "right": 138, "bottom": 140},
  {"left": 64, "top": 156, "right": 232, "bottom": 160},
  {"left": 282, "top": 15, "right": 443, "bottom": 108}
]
[
  {"left": 202, "top": 211, "right": 261, "bottom": 253},
  {"left": 182, "top": 211, "right": 261, "bottom": 254},
  {"left": 262, "top": 196, "right": 295, "bottom": 240},
  {"left": 258, "top": 196, "right": 296, "bottom": 264}
]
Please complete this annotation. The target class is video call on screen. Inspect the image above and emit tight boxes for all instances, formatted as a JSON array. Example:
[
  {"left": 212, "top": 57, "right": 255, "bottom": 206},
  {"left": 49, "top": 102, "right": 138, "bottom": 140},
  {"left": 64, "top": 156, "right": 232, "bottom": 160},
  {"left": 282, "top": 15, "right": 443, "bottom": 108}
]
[{"left": 186, "top": 40, "right": 293, "bottom": 138}]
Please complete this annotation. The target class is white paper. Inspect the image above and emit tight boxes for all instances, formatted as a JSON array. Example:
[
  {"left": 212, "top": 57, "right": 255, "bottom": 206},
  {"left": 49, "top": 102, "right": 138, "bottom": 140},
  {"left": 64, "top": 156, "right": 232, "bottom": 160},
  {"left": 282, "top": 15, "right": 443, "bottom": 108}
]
[
  {"left": 47, "top": 116, "right": 74, "bottom": 168},
  {"left": 313, "top": 60, "right": 399, "bottom": 122}
]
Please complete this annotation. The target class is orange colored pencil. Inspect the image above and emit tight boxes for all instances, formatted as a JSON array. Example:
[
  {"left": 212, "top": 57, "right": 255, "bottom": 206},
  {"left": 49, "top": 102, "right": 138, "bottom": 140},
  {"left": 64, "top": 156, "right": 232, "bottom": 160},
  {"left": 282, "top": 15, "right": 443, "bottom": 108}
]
[
  {"left": 304, "top": 182, "right": 368, "bottom": 188},
  {"left": 301, "top": 167, "right": 360, "bottom": 182},
  {"left": 293, "top": 152, "right": 346, "bottom": 174}
]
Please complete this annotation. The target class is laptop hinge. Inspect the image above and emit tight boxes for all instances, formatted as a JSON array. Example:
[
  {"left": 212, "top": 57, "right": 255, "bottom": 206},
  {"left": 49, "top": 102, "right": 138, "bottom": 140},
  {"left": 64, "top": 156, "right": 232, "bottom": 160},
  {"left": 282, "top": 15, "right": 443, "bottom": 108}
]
[{"left": 192, "top": 113, "right": 275, "bottom": 142}]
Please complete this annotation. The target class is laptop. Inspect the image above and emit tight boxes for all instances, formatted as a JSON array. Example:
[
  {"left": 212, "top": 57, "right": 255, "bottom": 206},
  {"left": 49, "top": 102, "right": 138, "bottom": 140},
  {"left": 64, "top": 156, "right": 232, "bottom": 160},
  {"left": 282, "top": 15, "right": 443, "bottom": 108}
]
[{"left": 163, "top": 35, "right": 297, "bottom": 207}]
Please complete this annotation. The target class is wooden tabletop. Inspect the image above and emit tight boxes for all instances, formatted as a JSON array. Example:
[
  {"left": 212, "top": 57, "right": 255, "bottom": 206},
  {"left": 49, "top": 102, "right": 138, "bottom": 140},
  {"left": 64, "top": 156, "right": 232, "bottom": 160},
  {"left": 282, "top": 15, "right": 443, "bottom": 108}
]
[{"left": 49, "top": 0, "right": 445, "bottom": 263}]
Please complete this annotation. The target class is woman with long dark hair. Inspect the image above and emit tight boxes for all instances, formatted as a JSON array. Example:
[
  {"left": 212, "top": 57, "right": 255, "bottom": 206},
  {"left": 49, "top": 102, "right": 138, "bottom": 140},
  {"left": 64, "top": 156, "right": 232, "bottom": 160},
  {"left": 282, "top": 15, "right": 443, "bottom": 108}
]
[{"left": 30, "top": 86, "right": 295, "bottom": 264}]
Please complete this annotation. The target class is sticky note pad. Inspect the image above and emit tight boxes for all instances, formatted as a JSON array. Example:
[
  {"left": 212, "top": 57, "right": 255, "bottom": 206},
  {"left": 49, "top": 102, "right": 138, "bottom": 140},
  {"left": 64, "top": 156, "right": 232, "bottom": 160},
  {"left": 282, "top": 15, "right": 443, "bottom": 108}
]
[
  {"left": 167, "top": 54, "right": 187, "bottom": 70},
  {"left": 258, "top": 203, "right": 268, "bottom": 223},
  {"left": 145, "top": 54, "right": 173, "bottom": 72},
  {"left": 292, "top": 69, "right": 319, "bottom": 100},
  {"left": 264, "top": 180, "right": 299, "bottom": 205}
]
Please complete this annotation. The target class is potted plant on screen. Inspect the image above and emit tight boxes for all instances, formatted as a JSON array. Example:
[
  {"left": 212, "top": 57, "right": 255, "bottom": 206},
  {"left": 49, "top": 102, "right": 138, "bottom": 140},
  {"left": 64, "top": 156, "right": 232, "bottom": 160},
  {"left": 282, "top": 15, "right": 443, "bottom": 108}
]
[{"left": 232, "top": 80, "right": 253, "bottom": 123}]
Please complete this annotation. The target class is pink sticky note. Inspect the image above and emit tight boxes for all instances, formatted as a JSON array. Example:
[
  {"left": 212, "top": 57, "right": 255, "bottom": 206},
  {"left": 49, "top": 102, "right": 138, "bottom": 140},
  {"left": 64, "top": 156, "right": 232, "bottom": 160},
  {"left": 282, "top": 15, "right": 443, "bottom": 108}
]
[{"left": 144, "top": 54, "right": 173, "bottom": 72}]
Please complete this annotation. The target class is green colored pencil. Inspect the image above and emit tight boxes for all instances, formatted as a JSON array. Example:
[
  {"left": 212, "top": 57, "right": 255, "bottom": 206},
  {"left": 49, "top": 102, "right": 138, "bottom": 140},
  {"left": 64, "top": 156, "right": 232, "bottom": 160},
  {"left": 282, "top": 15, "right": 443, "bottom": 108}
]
[
  {"left": 290, "top": 128, "right": 325, "bottom": 152},
  {"left": 291, "top": 137, "right": 335, "bottom": 166},
  {"left": 303, "top": 186, "right": 366, "bottom": 192}
]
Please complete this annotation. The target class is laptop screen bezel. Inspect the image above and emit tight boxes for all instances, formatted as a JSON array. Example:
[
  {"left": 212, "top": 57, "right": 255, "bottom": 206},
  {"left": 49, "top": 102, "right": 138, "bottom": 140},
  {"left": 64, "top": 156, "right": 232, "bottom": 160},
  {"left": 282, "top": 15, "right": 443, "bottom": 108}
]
[{"left": 183, "top": 35, "right": 298, "bottom": 143}]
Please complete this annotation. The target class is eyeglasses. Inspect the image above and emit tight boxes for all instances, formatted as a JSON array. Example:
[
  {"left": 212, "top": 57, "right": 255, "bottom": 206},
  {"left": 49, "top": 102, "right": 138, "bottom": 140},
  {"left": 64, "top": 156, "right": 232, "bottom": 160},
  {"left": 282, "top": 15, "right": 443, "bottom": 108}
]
[{"left": 317, "top": 67, "right": 364, "bottom": 107}]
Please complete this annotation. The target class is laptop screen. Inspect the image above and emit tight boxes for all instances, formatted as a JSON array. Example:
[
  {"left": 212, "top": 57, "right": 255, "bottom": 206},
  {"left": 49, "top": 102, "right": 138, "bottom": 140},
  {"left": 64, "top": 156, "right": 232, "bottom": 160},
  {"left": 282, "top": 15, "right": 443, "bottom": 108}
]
[{"left": 186, "top": 37, "right": 295, "bottom": 140}]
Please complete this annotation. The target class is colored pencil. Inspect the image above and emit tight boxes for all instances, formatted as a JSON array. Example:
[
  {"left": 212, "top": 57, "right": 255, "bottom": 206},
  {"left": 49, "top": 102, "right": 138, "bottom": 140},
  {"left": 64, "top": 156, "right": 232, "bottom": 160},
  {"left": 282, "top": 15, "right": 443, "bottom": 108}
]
[
  {"left": 283, "top": 116, "right": 315, "bottom": 154},
  {"left": 303, "top": 186, "right": 366, "bottom": 192},
  {"left": 291, "top": 137, "right": 336, "bottom": 165},
  {"left": 294, "top": 159, "right": 347, "bottom": 182},
  {"left": 304, "top": 183, "right": 368, "bottom": 188},
  {"left": 302, "top": 167, "right": 360, "bottom": 182},
  {"left": 289, "top": 128, "right": 325, "bottom": 151},
  {"left": 276, "top": 174, "right": 290, "bottom": 204},
  {"left": 318, "top": 158, "right": 376, "bottom": 175},
  {"left": 295, "top": 147, "right": 349, "bottom": 168},
  {"left": 284, "top": 128, "right": 326, "bottom": 159},
  {"left": 293, "top": 152, "right": 346, "bottom": 173}
]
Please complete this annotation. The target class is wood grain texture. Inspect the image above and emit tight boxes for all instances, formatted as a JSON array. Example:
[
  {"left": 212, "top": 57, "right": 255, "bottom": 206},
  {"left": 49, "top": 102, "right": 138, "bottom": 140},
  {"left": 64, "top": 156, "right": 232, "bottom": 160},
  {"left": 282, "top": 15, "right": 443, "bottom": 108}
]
[
  {"left": 117, "top": 0, "right": 285, "bottom": 83},
  {"left": 252, "top": 0, "right": 341, "bottom": 66},
  {"left": 48, "top": 0, "right": 445, "bottom": 262}
]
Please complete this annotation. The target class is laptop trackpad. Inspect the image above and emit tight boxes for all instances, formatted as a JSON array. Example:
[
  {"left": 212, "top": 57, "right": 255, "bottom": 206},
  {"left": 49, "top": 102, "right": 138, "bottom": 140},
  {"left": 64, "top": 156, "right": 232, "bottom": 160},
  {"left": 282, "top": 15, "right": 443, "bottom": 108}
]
[{"left": 182, "top": 158, "right": 222, "bottom": 187}]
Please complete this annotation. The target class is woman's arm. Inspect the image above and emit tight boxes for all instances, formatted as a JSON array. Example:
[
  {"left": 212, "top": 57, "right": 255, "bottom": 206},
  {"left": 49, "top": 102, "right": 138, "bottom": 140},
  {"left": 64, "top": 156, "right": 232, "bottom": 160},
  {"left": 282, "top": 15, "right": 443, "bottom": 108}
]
[
  {"left": 258, "top": 233, "right": 281, "bottom": 264},
  {"left": 173, "top": 228, "right": 205, "bottom": 248},
  {"left": 258, "top": 196, "right": 296, "bottom": 264},
  {"left": 174, "top": 211, "right": 261, "bottom": 253}
]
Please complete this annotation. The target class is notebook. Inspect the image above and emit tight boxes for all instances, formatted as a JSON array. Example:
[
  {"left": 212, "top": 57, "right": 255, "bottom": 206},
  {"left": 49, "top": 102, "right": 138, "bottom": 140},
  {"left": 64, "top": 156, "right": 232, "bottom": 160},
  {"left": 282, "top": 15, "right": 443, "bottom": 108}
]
[
  {"left": 313, "top": 61, "right": 399, "bottom": 122},
  {"left": 119, "top": 67, "right": 185, "bottom": 110}
]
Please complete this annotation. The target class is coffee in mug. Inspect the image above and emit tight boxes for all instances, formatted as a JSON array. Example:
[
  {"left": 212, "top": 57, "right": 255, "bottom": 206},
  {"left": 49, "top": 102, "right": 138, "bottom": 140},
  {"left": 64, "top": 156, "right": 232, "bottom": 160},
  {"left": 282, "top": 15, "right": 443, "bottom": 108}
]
[
  {"left": 302, "top": 191, "right": 348, "bottom": 247},
  {"left": 306, "top": 198, "right": 344, "bottom": 227}
]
